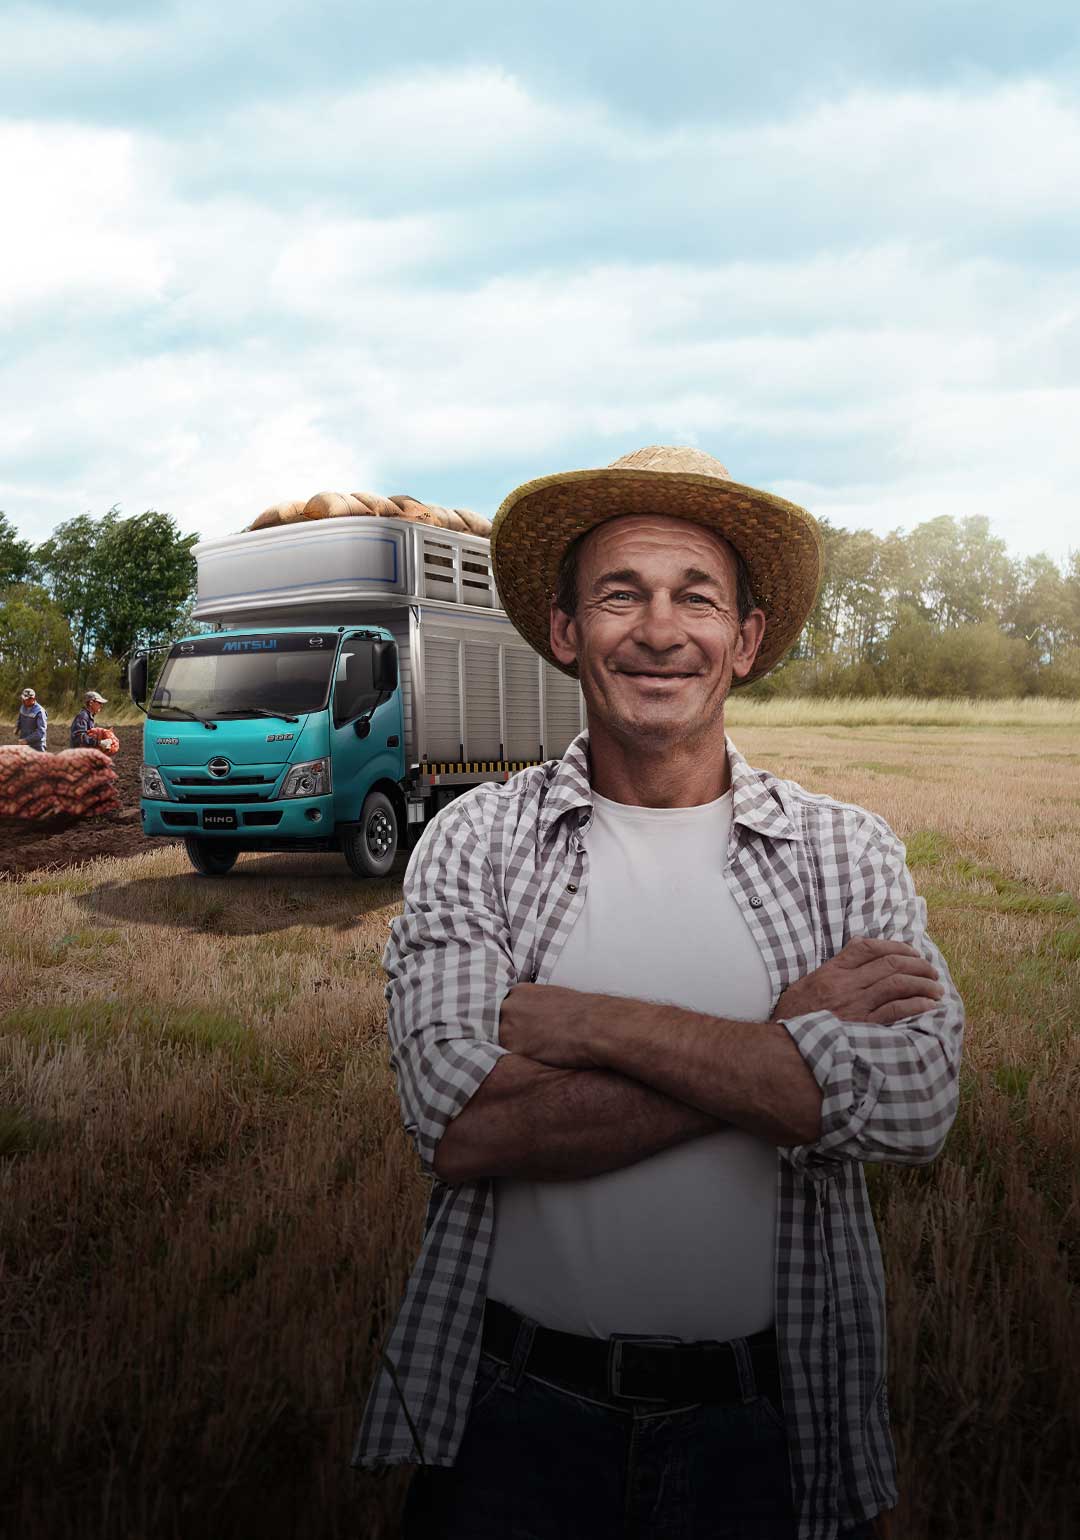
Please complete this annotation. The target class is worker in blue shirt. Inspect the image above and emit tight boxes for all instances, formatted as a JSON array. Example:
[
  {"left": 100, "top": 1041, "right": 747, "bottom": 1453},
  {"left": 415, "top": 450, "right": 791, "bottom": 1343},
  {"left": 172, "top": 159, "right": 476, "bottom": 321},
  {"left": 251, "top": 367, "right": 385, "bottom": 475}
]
[
  {"left": 70, "top": 690, "right": 108, "bottom": 748},
  {"left": 15, "top": 687, "right": 48, "bottom": 750}
]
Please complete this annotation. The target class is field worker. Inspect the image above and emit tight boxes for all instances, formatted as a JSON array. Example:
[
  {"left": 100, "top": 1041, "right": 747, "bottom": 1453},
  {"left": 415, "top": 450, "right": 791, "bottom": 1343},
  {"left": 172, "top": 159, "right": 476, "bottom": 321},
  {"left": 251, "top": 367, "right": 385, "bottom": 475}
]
[
  {"left": 70, "top": 690, "right": 107, "bottom": 748},
  {"left": 15, "top": 687, "right": 47, "bottom": 750},
  {"left": 353, "top": 447, "right": 965, "bottom": 1540}
]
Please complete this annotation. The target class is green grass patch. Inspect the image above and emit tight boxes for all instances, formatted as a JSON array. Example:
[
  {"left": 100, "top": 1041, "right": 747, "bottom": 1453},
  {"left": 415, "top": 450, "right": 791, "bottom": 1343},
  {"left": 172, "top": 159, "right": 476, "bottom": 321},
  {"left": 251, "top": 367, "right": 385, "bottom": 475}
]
[
  {"left": 0, "top": 1107, "right": 56, "bottom": 1157},
  {"left": 906, "top": 828, "right": 1079, "bottom": 917},
  {"left": 19, "top": 873, "right": 94, "bottom": 898},
  {"left": 0, "top": 1001, "right": 257, "bottom": 1060},
  {"left": 993, "top": 1065, "right": 1034, "bottom": 1099},
  {"left": 905, "top": 828, "right": 956, "bottom": 868},
  {"left": 924, "top": 887, "right": 1079, "bottom": 916},
  {"left": 851, "top": 761, "right": 925, "bottom": 778},
  {"left": 37, "top": 929, "right": 122, "bottom": 966},
  {"left": 1048, "top": 922, "right": 1080, "bottom": 960}
]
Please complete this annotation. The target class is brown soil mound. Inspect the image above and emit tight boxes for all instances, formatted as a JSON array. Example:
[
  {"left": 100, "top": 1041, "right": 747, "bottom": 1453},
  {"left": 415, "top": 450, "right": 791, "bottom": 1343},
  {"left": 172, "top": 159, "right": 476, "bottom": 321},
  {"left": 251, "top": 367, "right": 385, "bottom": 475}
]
[{"left": 1, "top": 726, "right": 171, "bottom": 879}]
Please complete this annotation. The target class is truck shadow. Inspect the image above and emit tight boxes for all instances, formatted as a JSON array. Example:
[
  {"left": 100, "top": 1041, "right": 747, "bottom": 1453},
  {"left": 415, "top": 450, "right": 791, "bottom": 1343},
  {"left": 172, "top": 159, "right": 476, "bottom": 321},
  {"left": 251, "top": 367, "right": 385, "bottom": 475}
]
[{"left": 75, "top": 851, "right": 409, "bottom": 935}]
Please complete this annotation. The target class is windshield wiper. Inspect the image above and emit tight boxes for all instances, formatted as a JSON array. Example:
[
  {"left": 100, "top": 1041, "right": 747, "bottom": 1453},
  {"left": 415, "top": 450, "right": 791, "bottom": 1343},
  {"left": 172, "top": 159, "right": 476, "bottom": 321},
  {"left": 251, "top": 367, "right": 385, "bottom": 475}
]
[
  {"left": 151, "top": 706, "right": 218, "bottom": 729},
  {"left": 215, "top": 708, "right": 301, "bottom": 724}
]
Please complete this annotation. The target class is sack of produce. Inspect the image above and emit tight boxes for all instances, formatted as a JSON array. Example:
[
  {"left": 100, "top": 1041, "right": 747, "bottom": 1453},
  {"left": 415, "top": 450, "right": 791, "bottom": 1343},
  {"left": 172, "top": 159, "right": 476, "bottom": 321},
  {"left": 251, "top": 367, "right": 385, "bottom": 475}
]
[
  {"left": 350, "top": 492, "right": 402, "bottom": 518},
  {"left": 455, "top": 508, "right": 492, "bottom": 536},
  {"left": 303, "top": 491, "right": 370, "bottom": 520},
  {"left": 388, "top": 495, "right": 441, "bottom": 525},
  {"left": 0, "top": 746, "right": 121, "bottom": 822},
  {"left": 249, "top": 499, "right": 306, "bottom": 530},
  {"left": 86, "top": 726, "right": 121, "bottom": 756},
  {"left": 426, "top": 504, "right": 470, "bottom": 532}
]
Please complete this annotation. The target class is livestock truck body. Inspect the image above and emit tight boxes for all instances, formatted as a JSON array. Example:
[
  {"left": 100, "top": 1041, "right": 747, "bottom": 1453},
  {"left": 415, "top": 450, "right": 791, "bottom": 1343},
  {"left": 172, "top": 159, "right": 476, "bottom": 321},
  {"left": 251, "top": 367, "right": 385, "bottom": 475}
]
[{"left": 132, "top": 516, "right": 586, "bottom": 876}]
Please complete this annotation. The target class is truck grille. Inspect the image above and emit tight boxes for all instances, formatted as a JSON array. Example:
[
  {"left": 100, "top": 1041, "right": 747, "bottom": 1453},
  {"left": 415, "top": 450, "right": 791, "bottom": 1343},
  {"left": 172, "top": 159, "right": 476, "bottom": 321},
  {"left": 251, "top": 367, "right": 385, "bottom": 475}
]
[
  {"left": 177, "top": 793, "right": 267, "bottom": 804},
  {"left": 173, "top": 775, "right": 269, "bottom": 785}
]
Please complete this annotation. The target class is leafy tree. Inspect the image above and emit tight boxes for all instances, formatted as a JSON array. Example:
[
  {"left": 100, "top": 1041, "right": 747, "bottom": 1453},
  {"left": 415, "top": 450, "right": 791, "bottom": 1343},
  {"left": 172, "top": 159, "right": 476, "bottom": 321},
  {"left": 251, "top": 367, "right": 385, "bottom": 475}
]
[
  {"left": 904, "top": 515, "right": 1014, "bottom": 629},
  {"left": 0, "top": 512, "right": 35, "bottom": 587},
  {"left": 0, "top": 583, "right": 77, "bottom": 706},
  {"left": 95, "top": 510, "right": 198, "bottom": 667},
  {"left": 34, "top": 508, "right": 197, "bottom": 688},
  {"left": 32, "top": 513, "right": 108, "bottom": 685}
]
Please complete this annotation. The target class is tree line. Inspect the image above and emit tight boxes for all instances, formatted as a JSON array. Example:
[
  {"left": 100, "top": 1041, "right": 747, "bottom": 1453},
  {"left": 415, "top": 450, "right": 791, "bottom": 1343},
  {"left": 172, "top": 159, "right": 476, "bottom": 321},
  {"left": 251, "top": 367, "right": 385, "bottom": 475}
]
[
  {"left": 2, "top": 505, "right": 1079, "bottom": 706},
  {"left": 0, "top": 508, "right": 197, "bottom": 707},
  {"left": 753, "top": 513, "right": 1080, "bottom": 699}
]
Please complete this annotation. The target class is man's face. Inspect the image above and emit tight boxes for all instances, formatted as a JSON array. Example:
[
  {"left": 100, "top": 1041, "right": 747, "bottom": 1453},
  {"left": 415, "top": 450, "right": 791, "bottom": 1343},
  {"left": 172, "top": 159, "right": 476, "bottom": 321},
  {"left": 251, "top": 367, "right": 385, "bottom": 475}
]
[
  {"left": 88, "top": 699, "right": 101, "bottom": 715},
  {"left": 549, "top": 513, "right": 766, "bottom": 750}
]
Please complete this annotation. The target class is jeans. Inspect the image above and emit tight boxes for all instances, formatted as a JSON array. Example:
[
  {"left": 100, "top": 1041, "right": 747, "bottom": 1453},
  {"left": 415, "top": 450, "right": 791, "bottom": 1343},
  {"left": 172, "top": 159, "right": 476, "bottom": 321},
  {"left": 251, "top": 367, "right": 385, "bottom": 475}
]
[{"left": 401, "top": 1315, "right": 882, "bottom": 1540}]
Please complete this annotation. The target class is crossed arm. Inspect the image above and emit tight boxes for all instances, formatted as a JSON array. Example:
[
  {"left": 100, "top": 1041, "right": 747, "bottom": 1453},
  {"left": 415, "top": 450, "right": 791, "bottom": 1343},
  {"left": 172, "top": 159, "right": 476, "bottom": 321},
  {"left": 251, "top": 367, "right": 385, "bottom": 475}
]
[
  {"left": 432, "top": 935, "right": 949, "bottom": 1182},
  {"left": 385, "top": 804, "right": 965, "bottom": 1188}
]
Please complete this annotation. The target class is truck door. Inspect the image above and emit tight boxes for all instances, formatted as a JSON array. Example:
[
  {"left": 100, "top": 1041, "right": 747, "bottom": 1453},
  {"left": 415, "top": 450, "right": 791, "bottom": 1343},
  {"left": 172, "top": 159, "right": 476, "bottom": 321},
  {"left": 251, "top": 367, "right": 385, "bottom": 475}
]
[{"left": 329, "top": 634, "right": 403, "bottom": 823}]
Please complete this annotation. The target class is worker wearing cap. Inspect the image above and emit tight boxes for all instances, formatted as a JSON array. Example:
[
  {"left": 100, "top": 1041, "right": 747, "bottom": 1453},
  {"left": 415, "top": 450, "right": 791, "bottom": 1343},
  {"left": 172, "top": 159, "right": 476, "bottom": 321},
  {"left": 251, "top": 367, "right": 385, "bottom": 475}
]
[
  {"left": 70, "top": 690, "right": 108, "bottom": 748},
  {"left": 15, "top": 687, "right": 48, "bottom": 751}
]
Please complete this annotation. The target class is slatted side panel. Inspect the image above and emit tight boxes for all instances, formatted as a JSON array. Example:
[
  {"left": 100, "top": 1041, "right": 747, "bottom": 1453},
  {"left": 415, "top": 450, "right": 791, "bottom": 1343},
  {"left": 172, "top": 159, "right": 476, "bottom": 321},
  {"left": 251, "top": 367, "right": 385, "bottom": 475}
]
[
  {"left": 461, "top": 547, "right": 495, "bottom": 609},
  {"left": 543, "top": 662, "right": 584, "bottom": 756},
  {"left": 503, "top": 646, "right": 542, "bottom": 761},
  {"left": 463, "top": 641, "right": 502, "bottom": 759},
  {"left": 422, "top": 536, "right": 458, "bottom": 603},
  {"left": 424, "top": 636, "right": 462, "bottom": 760}
]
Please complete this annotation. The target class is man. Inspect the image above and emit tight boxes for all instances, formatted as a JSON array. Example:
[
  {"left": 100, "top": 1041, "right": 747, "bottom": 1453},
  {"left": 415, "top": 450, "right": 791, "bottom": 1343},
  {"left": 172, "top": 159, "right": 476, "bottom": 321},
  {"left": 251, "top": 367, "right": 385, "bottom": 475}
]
[
  {"left": 70, "top": 690, "right": 107, "bottom": 748},
  {"left": 353, "top": 447, "right": 965, "bottom": 1540},
  {"left": 15, "top": 687, "right": 48, "bottom": 751}
]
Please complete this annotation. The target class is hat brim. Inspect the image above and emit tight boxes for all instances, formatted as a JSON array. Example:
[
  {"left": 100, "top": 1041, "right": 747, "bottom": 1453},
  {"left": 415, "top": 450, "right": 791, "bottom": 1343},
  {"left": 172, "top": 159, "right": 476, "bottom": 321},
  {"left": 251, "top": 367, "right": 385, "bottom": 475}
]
[{"left": 490, "top": 466, "right": 824, "bottom": 687}]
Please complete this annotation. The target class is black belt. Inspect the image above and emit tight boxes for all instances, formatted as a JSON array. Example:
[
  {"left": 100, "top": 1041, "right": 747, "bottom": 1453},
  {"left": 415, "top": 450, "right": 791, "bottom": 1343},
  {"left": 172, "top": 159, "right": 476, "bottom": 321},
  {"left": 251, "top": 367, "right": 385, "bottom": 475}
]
[{"left": 481, "top": 1298, "right": 783, "bottom": 1409}]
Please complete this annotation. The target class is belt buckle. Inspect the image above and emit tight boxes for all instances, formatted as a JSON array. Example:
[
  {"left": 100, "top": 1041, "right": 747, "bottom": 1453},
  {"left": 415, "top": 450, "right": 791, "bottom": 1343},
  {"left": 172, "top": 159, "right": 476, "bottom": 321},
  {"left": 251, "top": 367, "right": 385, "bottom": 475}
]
[{"left": 607, "top": 1332, "right": 683, "bottom": 1403}]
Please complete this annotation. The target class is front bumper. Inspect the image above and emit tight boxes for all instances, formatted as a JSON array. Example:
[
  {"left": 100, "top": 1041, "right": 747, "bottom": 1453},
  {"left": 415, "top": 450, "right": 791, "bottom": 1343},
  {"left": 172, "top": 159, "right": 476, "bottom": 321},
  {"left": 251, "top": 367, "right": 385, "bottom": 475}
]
[{"left": 140, "top": 793, "right": 335, "bottom": 839}]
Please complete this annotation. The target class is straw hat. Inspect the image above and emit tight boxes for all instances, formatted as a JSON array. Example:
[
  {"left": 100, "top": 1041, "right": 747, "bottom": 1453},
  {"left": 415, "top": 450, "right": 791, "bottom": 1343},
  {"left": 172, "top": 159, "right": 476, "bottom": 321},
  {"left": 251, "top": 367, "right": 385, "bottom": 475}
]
[{"left": 490, "top": 445, "right": 824, "bottom": 688}]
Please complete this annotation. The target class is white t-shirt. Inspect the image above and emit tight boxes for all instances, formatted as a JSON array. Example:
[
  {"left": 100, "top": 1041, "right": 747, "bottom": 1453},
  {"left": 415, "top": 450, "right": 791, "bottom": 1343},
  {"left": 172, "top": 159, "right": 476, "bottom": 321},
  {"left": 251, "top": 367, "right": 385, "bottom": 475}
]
[{"left": 487, "top": 786, "right": 779, "bottom": 1342}]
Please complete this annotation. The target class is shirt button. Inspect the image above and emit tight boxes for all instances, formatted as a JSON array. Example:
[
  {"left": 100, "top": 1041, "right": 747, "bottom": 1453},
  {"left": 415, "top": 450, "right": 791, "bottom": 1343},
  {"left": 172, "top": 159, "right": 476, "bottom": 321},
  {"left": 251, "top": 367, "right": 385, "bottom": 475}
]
[
  {"left": 749, "top": 896, "right": 763, "bottom": 909},
  {"left": 566, "top": 882, "right": 578, "bottom": 893}
]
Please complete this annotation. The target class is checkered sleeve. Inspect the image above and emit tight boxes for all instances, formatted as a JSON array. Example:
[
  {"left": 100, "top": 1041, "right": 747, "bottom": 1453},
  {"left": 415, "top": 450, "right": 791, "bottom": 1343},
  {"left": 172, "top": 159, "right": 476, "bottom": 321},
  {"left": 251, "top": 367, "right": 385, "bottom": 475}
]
[
  {"left": 778, "top": 815, "right": 965, "bottom": 1174},
  {"left": 382, "top": 795, "right": 514, "bottom": 1178}
]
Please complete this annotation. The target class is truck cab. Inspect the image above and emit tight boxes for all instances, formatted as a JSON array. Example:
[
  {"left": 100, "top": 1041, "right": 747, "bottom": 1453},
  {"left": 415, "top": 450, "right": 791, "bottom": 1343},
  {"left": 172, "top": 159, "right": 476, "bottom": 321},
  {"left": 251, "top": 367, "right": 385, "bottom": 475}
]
[{"left": 133, "top": 626, "right": 405, "bottom": 877}]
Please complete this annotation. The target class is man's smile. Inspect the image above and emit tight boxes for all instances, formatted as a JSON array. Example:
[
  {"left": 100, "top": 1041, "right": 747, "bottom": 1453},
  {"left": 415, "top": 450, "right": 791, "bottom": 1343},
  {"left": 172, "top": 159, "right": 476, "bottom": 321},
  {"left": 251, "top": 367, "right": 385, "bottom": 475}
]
[{"left": 615, "top": 669, "right": 701, "bottom": 686}]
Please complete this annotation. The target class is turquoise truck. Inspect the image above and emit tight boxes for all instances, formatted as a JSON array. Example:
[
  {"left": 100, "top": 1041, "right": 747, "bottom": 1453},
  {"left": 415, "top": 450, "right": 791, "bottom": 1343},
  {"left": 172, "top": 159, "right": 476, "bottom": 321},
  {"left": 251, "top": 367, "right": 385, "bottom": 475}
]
[{"left": 130, "top": 514, "right": 585, "bottom": 877}]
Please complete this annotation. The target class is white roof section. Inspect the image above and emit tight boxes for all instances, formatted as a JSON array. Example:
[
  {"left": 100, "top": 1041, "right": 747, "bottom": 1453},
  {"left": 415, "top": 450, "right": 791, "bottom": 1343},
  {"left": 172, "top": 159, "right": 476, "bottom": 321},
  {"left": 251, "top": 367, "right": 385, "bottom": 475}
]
[{"left": 193, "top": 516, "right": 501, "bottom": 623}]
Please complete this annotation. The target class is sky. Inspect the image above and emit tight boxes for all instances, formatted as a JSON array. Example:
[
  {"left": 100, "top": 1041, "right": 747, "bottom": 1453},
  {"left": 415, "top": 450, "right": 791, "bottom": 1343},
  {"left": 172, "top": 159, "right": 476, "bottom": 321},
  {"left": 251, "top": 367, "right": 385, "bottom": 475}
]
[{"left": 1, "top": 0, "right": 1078, "bottom": 566}]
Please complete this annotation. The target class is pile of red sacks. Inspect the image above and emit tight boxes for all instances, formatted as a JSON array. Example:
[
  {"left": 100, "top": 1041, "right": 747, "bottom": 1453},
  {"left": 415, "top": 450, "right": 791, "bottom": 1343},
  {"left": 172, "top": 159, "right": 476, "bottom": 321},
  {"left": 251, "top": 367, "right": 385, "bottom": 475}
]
[{"left": 0, "top": 746, "right": 121, "bottom": 822}]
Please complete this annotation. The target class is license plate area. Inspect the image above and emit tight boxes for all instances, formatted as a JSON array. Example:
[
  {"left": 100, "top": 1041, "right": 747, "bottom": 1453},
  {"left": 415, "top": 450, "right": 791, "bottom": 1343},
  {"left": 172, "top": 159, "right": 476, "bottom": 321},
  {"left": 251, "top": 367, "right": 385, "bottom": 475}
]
[{"left": 202, "top": 809, "right": 237, "bottom": 830}]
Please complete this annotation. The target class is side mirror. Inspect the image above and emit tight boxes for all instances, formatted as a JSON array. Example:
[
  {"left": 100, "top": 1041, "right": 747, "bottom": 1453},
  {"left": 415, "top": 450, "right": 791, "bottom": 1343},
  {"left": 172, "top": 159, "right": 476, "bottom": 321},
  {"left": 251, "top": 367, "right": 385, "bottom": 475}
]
[
  {"left": 128, "top": 652, "right": 148, "bottom": 706},
  {"left": 372, "top": 639, "right": 398, "bottom": 692}
]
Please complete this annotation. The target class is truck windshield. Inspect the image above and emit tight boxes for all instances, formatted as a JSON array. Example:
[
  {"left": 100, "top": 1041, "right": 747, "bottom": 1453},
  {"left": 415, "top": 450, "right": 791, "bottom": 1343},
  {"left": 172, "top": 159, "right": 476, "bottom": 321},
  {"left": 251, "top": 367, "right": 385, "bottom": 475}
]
[{"left": 150, "top": 634, "right": 338, "bottom": 719}]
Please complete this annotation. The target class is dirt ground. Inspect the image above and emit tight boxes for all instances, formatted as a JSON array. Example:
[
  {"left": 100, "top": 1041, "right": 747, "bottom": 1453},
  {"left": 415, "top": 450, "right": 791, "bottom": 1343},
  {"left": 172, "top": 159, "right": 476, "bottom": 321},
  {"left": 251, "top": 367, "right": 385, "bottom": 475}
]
[{"left": 1, "top": 726, "right": 172, "bottom": 879}]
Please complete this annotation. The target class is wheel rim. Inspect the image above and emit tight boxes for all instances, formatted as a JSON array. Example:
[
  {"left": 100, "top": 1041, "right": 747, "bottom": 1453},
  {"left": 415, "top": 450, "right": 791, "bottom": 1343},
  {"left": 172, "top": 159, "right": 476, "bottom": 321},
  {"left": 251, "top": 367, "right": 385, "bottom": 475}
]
[{"left": 365, "top": 808, "right": 394, "bottom": 859}]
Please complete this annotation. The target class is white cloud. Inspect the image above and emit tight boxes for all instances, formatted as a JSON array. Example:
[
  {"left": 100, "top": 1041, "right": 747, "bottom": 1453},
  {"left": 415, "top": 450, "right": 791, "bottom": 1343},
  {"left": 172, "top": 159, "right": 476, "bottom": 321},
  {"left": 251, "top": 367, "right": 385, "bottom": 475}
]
[
  {"left": 0, "top": 122, "right": 169, "bottom": 312},
  {"left": 1, "top": 71, "right": 1078, "bottom": 568}
]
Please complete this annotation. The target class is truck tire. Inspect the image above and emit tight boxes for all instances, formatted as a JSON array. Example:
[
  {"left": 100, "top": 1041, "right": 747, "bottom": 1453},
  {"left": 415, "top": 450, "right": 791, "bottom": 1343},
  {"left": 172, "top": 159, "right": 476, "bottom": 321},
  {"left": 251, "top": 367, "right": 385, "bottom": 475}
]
[
  {"left": 184, "top": 837, "right": 239, "bottom": 876},
  {"left": 343, "top": 791, "right": 398, "bottom": 878}
]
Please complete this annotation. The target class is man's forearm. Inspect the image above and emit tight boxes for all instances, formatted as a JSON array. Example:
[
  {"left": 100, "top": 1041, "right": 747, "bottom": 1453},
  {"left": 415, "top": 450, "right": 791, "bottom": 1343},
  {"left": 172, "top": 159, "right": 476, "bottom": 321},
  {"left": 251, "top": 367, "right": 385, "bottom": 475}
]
[{"left": 432, "top": 1052, "right": 723, "bottom": 1184}]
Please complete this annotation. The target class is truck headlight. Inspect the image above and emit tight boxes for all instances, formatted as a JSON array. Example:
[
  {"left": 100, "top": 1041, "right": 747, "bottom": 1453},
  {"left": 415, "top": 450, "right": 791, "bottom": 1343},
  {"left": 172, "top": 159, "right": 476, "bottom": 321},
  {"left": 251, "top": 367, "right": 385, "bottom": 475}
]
[
  {"left": 280, "top": 757, "right": 331, "bottom": 798},
  {"left": 141, "top": 764, "right": 171, "bottom": 800}
]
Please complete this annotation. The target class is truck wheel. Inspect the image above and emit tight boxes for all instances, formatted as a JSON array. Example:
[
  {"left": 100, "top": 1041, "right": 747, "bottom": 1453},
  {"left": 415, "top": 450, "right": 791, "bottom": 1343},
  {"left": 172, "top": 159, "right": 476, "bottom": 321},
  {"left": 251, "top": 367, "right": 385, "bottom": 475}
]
[
  {"left": 343, "top": 791, "right": 398, "bottom": 878},
  {"left": 184, "top": 837, "right": 239, "bottom": 876}
]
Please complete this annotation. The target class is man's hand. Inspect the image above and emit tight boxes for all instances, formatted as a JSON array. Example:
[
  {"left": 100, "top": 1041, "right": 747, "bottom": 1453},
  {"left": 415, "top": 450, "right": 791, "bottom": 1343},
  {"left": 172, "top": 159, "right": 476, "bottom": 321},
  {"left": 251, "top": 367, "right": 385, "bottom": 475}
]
[
  {"left": 772, "top": 937, "right": 944, "bottom": 1026},
  {"left": 498, "top": 983, "right": 606, "bottom": 1069}
]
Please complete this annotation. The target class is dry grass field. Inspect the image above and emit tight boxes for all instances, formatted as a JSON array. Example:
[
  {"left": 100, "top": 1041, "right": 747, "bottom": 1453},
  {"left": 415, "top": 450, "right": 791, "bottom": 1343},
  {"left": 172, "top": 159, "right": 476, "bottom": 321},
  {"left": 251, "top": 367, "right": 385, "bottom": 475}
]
[{"left": 1, "top": 700, "right": 1077, "bottom": 1540}]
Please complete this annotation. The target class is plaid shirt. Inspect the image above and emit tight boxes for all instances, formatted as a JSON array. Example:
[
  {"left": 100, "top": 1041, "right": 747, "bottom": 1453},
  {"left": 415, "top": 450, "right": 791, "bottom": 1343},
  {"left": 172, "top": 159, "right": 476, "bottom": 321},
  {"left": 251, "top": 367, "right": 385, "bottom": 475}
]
[{"left": 352, "top": 730, "right": 965, "bottom": 1540}]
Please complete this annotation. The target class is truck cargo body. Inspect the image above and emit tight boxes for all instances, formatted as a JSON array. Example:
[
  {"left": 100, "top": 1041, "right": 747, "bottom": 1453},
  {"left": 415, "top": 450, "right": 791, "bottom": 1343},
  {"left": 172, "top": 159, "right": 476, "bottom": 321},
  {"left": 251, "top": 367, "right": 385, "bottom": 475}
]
[{"left": 136, "top": 517, "right": 586, "bottom": 876}]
